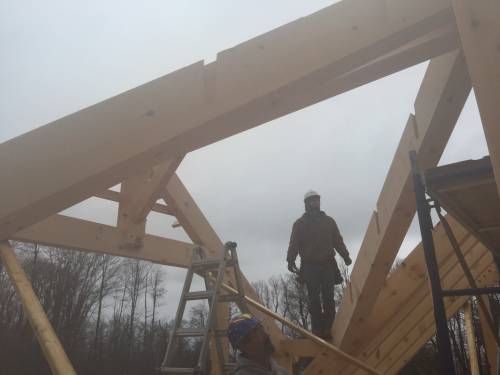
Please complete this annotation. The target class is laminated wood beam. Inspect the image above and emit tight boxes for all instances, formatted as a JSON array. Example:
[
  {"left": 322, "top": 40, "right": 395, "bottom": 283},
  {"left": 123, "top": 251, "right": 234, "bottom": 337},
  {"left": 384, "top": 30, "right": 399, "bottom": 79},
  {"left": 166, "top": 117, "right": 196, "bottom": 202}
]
[
  {"left": 94, "top": 189, "right": 174, "bottom": 216},
  {"left": 453, "top": 0, "right": 500, "bottom": 197},
  {"left": 117, "top": 157, "right": 183, "bottom": 250},
  {"left": 0, "top": 0, "right": 454, "bottom": 240},
  {"left": 279, "top": 339, "right": 323, "bottom": 359},
  {"left": 352, "top": 241, "right": 496, "bottom": 374},
  {"left": 305, "top": 51, "right": 471, "bottom": 374},
  {"left": 12, "top": 214, "right": 194, "bottom": 268},
  {"left": 0, "top": 241, "right": 77, "bottom": 375},
  {"left": 478, "top": 299, "right": 498, "bottom": 375},
  {"left": 464, "top": 300, "right": 480, "bottom": 375}
]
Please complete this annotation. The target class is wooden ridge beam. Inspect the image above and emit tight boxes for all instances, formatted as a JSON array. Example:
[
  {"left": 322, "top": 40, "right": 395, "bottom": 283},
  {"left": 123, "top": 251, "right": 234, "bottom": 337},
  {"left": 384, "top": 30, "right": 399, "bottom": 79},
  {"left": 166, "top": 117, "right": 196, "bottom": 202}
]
[
  {"left": 331, "top": 49, "right": 470, "bottom": 354},
  {"left": 453, "top": 0, "right": 500, "bottom": 197},
  {"left": 117, "top": 157, "right": 183, "bottom": 250},
  {"left": 0, "top": 0, "right": 454, "bottom": 240},
  {"left": 11, "top": 214, "right": 194, "bottom": 268}
]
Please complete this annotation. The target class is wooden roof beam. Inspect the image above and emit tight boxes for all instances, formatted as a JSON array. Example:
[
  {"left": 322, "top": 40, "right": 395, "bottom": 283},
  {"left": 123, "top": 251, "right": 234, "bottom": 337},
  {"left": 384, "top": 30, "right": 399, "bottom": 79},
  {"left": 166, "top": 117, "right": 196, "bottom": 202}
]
[
  {"left": 117, "top": 157, "right": 183, "bottom": 250},
  {"left": 453, "top": 0, "right": 500, "bottom": 198},
  {"left": 11, "top": 214, "right": 194, "bottom": 268},
  {"left": 0, "top": 0, "right": 454, "bottom": 240},
  {"left": 94, "top": 189, "right": 174, "bottom": 216}
]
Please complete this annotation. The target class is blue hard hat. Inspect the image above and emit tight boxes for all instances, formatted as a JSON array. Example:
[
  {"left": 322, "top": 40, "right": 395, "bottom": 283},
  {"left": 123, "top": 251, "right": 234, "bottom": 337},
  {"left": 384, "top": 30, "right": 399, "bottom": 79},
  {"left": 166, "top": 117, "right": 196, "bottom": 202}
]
[{"left": 227, "top": 314, "right": 261, "bottom": 349}]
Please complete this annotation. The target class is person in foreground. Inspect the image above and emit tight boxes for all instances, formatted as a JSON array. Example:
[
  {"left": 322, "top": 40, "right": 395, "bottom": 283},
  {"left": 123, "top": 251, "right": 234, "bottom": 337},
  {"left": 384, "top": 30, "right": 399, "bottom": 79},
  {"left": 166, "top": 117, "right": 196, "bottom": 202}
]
[{"left": 227, "top": 314, "right": 289, "bottom": 375}]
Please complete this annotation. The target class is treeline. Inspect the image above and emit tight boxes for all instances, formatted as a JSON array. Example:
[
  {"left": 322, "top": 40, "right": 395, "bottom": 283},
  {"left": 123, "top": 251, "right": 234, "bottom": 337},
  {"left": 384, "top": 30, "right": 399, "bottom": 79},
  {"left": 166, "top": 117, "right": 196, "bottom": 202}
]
[
  {"left": 0, "top": 242, "right": 198, "bottom": 375},
  {"left": 0, "top": 243, "right": 498, "bottom": 374}
]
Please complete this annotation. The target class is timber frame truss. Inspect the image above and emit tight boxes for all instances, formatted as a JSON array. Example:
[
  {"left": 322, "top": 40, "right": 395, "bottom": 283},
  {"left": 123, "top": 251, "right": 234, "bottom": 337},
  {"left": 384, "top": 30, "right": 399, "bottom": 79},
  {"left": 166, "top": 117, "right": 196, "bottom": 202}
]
[{"left": 1, "top": 0, "right": 500, "bottom": 374}]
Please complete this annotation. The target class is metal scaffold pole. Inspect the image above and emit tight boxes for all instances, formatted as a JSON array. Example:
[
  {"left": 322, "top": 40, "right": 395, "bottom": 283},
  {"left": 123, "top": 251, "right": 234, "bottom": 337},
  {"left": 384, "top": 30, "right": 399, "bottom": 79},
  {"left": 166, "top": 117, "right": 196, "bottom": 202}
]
[{"left": 410, "top": 151, "right": 456, "bottom": 375}]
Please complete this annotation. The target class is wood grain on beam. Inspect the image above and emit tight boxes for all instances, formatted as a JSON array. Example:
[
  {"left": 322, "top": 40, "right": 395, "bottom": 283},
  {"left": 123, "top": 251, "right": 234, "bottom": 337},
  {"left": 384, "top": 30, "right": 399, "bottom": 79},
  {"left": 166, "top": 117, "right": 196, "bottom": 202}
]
[
  {"left": 453, "top": 0, "right": 500, "bottom": 197},
  {"left": 478, "top": 299, "right": 498, "bottom": 375},
  {"left": 464, "top": 300, "right": 480, "bottom": 375},
  {"left": 12, "top": 214, "right": 194, "bottom": 268},
  {"left": 117, "top": 157, "right": 183, "bottom": 250},
  {"left": 279, "top": 339, "right": 323, "bottom": 359},
  {"left": 0, "top": 0, "right": 454, "bottom": 240},
  {"left": 94, "top": 189, "right": 174, "bottom": 216}
]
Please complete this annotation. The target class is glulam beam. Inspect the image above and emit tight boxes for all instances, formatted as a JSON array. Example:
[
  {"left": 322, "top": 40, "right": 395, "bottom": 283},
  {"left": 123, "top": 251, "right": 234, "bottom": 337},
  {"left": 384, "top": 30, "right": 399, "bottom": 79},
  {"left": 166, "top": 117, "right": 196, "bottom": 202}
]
[
  {"left": 453, "top": 0, "right": 500, "bottom": 197},
  {"left": 0, "top": 0, "right": 454, "bottom": 240},
  {"left": 12, "top": 214, "right": 194, "bottom": 268}
]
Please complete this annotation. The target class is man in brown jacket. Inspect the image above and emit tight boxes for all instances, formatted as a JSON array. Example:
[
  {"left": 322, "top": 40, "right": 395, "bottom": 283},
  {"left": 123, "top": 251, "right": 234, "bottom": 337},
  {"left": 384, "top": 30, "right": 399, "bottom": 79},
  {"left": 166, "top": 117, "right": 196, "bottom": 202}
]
[{"left": 287, "top": 190, "right": 352, "bottom": 339}]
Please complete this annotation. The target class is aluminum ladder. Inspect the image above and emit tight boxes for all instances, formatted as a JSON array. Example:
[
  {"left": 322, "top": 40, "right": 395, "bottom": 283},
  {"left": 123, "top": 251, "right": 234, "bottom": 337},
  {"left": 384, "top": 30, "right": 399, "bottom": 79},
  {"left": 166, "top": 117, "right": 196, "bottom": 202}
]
[{"left": 160, "top": 241, "right": 250, "bottom": 374}]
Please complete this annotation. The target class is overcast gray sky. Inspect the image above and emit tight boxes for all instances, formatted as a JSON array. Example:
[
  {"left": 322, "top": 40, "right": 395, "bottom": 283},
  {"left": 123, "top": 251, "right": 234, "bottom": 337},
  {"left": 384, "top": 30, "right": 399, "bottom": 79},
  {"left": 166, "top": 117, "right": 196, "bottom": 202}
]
[{"left": 1, "top": 0, "right": 490, "bottom": 318}]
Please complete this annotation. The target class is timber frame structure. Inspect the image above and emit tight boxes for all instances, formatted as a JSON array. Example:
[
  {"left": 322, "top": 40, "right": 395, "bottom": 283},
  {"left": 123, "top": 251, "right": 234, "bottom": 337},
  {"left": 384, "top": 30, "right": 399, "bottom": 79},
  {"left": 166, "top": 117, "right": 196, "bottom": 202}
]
[{"left": 1, "top": 0, "right": 500, "bottom": 374}]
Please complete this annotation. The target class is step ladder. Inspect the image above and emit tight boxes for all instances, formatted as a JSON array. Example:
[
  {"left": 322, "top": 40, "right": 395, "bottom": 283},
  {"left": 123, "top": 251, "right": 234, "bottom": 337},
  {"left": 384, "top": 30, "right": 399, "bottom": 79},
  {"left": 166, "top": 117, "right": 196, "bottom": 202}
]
[{"left": 160, "top": 241, "right": 250, "bottom": 374}]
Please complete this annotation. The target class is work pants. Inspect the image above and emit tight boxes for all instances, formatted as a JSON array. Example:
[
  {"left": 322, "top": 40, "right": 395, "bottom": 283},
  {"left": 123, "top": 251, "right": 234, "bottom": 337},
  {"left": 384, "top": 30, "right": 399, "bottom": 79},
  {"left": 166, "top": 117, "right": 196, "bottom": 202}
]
[{"left": 301, "top": 262, "right": 336, "bottom": 336}]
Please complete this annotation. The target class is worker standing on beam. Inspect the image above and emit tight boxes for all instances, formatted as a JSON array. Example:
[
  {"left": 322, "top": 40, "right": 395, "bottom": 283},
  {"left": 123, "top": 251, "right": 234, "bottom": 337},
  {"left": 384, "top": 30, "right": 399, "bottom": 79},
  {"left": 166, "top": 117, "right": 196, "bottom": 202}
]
[{"left": 287, "top": 190, "right": 352, "bottom": 339}]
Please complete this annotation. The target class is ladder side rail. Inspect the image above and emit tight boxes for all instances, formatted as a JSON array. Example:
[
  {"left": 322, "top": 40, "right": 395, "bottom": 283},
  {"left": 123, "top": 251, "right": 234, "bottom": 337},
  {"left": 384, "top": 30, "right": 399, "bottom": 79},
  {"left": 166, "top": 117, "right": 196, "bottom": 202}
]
[
  {"left": 198, "top": 258, "right": 227, "bottom": 372},
  {"left": 162, "top": 267, "right": 195, "bottom": 368},
  {"left": 230, "top": 247, "right": 250, "bottom": 314},
  {"left": 203, "top": 272, "right": 227, "bottom": 375}
]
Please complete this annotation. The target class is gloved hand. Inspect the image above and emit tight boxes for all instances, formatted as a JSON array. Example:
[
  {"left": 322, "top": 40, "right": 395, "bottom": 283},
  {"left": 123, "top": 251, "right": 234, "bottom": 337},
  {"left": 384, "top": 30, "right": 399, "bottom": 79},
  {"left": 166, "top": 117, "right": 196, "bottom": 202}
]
[
  {"left": 288, "top": 260, "right": 299, "bottom": 273},
  {"left": 344, "top": 256, "right": 352, "bottom": 266}
]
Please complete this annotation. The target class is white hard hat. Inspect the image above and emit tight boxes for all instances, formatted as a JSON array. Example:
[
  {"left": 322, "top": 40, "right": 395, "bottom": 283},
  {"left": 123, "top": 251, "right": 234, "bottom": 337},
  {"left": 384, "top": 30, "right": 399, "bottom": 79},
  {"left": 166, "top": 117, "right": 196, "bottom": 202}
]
[{"left": 304, "top": 190, "right": 320, "bottom": 201}]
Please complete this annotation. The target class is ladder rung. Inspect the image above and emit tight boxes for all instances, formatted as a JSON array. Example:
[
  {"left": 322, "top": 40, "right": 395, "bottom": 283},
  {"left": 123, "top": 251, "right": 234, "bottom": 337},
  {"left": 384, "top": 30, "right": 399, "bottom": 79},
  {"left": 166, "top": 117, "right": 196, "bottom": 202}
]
[
  {"left": 185, "top": 291, "right": 214, "bottom": 300},
  {"left": 175, "top": 328, "right": 227, "bottom": 337},
  {"left": 191, "top": 259, "right": 236, "bottom": 271},
  {"left": 176, "top": 328, "right": 206, "bottom": 337},
  {"left": 160, "top": 367, "right": 196, "bottom": 374}
]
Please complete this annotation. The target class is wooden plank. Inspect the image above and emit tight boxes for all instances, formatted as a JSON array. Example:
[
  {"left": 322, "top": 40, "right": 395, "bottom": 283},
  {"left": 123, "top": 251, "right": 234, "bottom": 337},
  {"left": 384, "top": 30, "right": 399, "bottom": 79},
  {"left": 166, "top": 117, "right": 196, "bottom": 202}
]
[
  {"left": 332, "top": 50, "right": 471, "bottom": 350},
  {"left": 0, "top": 241, "right": 77, "bottom": 375},
  {"left": 94, "top": 189, "right": 174, "bottom": 216},
  {"left": 163, "top": 174, "right": 291, "bottom": 371},
  {"left": 362, "top": 243, "right": 495, "bottom": 374},
  {"left": 341, "top": 246, "right": 495, "bottom": 375},
  {"left": 12, "top": 214, "right": 194, "bottom": 268},
  {"left": 464, "top": 300, "right": 481, "bottom": 375},
  {"left": 117, "top": 157, "right": 183, "bottom": 250},
  {"left": 478, "top": 299, "right": 498, "bottom": 375},
  {"left": 279, "top": 339, "right": 323, "bottom": 358},
  {"left": 382, "top": 262, "right": 497, "bottom": 375},
  {"left": 340, "top": 223, "right": 498, "bottom": 375},
  {"left": 453, "top": 0, "right": 500, "bottom": 197},
  {"left": 0, "top": 0, "right": 454, "bottom": 240},
  {"left": 216, "top": 279, "right": 381, "bottom": 375}
]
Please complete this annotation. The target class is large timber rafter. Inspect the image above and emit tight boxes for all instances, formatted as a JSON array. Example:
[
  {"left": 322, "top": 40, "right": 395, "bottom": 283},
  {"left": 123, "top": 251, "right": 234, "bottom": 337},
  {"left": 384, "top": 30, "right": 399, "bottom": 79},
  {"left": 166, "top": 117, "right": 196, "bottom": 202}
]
[{"left": 1, "top": 0, "right": 500, "bottom": 374}]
